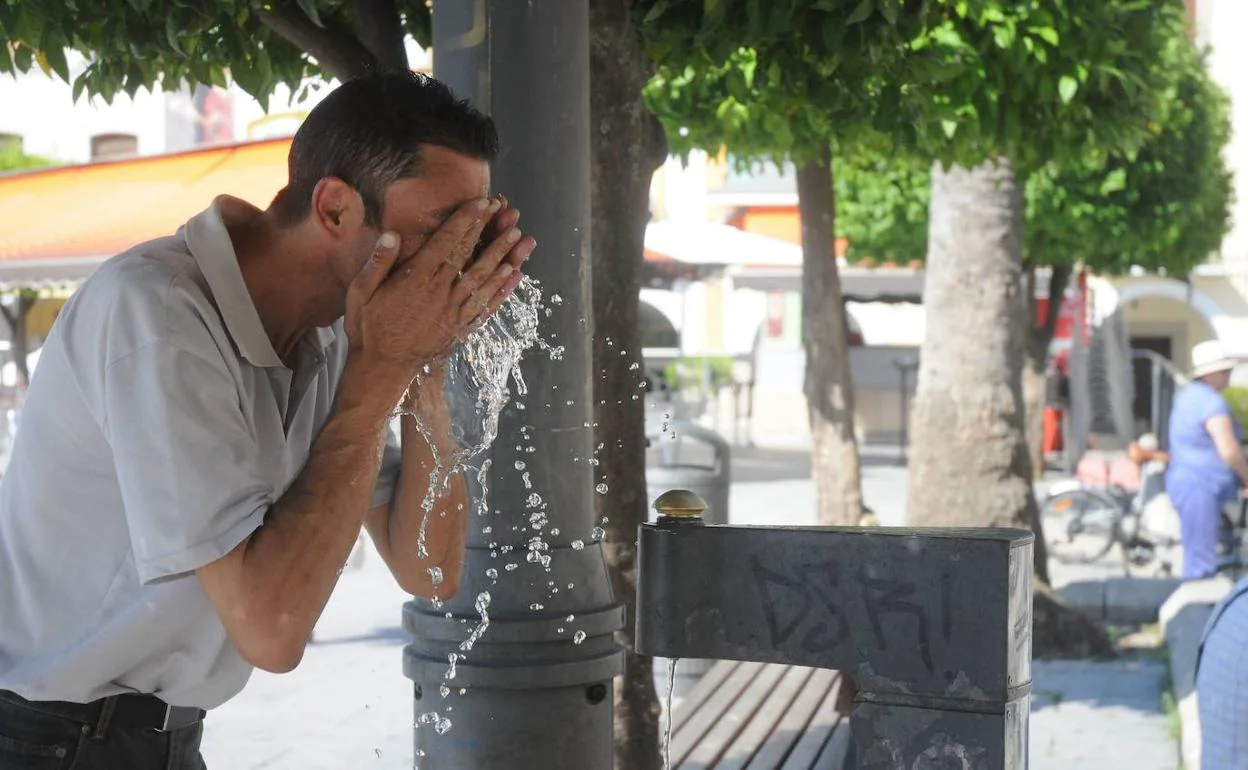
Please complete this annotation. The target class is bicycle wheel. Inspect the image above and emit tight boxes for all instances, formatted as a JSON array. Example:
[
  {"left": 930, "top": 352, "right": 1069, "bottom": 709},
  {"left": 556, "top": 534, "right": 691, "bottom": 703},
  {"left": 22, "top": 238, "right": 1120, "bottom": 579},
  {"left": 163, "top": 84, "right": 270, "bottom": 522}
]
[{"left": 1040, "top": 488, "right": 1121, "bottom": 564}]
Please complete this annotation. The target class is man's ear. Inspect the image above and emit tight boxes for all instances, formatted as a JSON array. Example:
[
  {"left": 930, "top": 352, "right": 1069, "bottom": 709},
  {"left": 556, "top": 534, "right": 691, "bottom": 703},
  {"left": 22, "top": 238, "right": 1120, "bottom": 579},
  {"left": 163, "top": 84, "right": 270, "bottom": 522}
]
[{"left": 309, "top": 177, "right": 367, "bottom": 237}]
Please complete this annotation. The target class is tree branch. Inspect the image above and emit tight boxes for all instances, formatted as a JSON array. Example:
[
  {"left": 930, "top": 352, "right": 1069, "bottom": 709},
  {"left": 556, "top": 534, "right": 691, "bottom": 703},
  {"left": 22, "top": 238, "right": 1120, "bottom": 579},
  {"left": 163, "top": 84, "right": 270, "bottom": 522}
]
[
  {"left": 353, "top": 0, "right": 409, "bottom": 72},
  {"left": 256, "top": 1, "right": 378, "bottom": 82}
]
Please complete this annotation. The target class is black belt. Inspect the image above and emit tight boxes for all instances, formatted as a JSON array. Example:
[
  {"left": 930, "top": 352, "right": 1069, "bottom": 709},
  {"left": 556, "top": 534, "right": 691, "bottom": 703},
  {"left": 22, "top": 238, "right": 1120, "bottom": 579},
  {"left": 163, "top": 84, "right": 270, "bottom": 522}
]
[
  {"left": 0, "top": 690, "right": 205, "bottom": 733},
  {"left": 106, "top": 693, "right": 206, "bottom": 732}
]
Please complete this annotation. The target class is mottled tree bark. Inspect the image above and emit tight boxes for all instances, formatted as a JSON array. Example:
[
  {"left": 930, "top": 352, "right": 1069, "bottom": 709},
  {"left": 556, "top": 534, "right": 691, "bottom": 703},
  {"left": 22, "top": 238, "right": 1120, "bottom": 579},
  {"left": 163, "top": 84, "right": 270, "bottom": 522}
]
[
  {"left": 796, "top": 150, "right": 864, "bottom": 527},
  {"left": 589, "top": 1, "right": 668, "bottom": 767},
  {"left": 909, "top": 162, "right": 1116, "bottom": 656},
  {"left": 908, "top": 160, "right": 1037, "bottom": 533},
  {"left": 908, "top": 160, "right": 1052, "bottom": 585}
]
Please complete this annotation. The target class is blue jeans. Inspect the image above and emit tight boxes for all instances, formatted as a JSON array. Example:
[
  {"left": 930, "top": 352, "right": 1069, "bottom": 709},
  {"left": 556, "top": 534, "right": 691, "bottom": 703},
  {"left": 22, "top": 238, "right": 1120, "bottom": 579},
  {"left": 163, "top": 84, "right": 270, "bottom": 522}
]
[{"left": 0, "top": 690, "right": 205, "bottom": 770}]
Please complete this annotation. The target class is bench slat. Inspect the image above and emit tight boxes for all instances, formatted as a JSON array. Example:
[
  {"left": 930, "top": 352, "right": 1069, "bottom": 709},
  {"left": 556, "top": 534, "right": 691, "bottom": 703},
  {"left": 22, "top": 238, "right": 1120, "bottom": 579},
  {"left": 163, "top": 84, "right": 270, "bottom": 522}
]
[
  {"left": 671, "top": 659, "right": 744, "bottom": 732},
  {"left": 715, "top": 665, "right": 817, "bottom": 770},
  {"left": 671, "top": 661, "right": 766, "bottom": 766},
  {"left": 778, "top": 677, "right": 845, "bottom": 770},
  {"left": 811, "top": 719, "right": 852, "bottom": 770},
  {"left": 680, "top": 662, "right": 791, "bottom": 769},
  {"left": 742, "top": 668, "right": 841, "bottom": 770}
]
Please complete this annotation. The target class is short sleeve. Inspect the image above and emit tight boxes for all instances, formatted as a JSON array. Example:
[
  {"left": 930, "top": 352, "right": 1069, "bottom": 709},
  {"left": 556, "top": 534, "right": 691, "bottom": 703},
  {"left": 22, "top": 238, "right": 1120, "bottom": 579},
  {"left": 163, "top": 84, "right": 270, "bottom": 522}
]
[
  {"left": 1202, "top": 389, "right": 1233, "bottom": 423},
  {"left": 371, "top": 418, "right": 402, "bottom": 509},
  {"left": 103, "top": 342, "right": 270, "bottom": 584}
]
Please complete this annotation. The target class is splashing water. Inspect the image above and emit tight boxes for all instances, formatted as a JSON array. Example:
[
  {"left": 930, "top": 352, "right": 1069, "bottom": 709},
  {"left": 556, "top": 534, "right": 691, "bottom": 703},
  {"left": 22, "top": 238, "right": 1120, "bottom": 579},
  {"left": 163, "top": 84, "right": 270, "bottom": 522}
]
[
  {"left": 417, "top": 711, "right": 454, "bottom": 736},
  {"left": 402, "top": 277, "right": 544, "bottom": 558},
  {"left": 460, "top": 591, "right": 492, "bottom": 653},
  {"left": 663, "top": 658, "right": 679, "bottom": 770}
]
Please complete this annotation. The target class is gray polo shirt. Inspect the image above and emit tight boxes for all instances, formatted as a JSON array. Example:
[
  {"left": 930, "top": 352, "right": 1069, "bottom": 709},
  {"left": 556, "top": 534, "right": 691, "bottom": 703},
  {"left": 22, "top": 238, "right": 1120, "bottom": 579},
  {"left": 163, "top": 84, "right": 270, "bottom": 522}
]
[{"left": 0, "top": 199, "right": 400, "bottom": 710}]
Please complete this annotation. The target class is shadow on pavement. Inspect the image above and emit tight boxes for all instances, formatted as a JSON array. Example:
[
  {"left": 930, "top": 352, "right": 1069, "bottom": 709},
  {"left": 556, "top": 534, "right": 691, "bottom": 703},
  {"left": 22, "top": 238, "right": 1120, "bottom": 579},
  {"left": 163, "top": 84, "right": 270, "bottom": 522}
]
[{"left": 310, "top": 625, "right": 409, "bottom": 647}]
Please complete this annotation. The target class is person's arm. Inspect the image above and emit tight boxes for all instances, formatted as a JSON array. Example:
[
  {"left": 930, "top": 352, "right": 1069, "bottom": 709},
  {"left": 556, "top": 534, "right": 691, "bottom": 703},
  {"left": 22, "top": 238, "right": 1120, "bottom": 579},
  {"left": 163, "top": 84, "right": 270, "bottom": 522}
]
[
  {"left": 196, "top": 359, "right": 402, "bottom": 673},
  {"left": 363, "top": 365, "right": 469, "bottom": 599},
  {"left": 1207, "top": 413, "right": 1248, "bottom": 488},
  {"left": 196, "top": 199, "right": 523, "bottom": 674}
]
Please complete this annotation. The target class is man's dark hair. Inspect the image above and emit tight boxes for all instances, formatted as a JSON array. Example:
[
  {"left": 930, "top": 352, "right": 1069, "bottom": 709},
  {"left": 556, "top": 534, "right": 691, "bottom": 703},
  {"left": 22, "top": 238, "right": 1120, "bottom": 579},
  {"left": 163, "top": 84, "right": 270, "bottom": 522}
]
[{"left": 275, "top": 71, "right": 498, "bottom": 227}]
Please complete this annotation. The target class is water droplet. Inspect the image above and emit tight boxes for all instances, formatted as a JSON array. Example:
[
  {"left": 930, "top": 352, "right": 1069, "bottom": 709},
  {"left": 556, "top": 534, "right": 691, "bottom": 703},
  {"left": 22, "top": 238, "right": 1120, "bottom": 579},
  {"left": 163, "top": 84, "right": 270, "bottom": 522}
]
[
  {"left": 436, "top": 717, "right": 452, "bottom": 735},
  {"left": 557, "top": 627, "right": 565, "bottom": 633},
  {"left": 551, "top": 294, "right": 563, "bottom": 305},
  {"left": 629, "top": 362, "right": 640, "bottom": 370},
  {"left": 376, "top": 748, "right": 383, "bottom": 758},
  {"left": 486, "top": 567, "right": 499, "bottom": 579},
  {"left": 550, "top": 527, "right": 560, "bottom": 536},
  {"left": 573, "top": 630, "right": 587, "bottom": 645},
  {"left": 505, "top": 563, "right": 519, "bottom": 572},
  {"left": 459, "top": 688, "right": 467, "bottom": 695},
  {"left": 440, "top": 684, "right": 451, "bottom": 698},
  {"left": 427, "top": 566, "right": 444, "bottom": 586},
  {"left": 591, "top": 526, "right": 606, "bottom": 541},
  {"left": 571, "top": 539, "right": 585, "bottom": 550},
  {"left": 567, "top": 614, "right": 576, "bottom": 622},
  {"left": 595, "top": 483, "right": 609, "bottom": 494},
  {"left": 514, "top": 460, "right": 526, "bottom": 471},
  {"left": 530, "top": 602, "right": 545, "bottom": 611}
]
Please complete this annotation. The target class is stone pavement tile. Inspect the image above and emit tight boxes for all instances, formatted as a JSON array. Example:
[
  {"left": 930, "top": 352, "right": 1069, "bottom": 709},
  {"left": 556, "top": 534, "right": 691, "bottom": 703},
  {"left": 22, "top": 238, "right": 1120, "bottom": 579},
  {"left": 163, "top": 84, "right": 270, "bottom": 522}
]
[{"left": 1029, "top": 659, "right": 1176, "bottom": 770}]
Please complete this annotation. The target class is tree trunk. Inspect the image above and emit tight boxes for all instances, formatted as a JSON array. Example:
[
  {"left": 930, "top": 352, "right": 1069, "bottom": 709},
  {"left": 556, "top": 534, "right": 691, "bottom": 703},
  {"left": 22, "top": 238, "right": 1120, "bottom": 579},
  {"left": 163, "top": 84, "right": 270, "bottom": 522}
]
[
  {"left": 908, "top": 160, "right": 1036, "bottom": 533},
  {"left": 908, "top": 160, "right": 1051, "bottom": 587},
  {"left": 589, "top": 3, "right": 668, "bottom": 768},
  {"left": 909, "top": 162, "right": 1113, "bottom": 657},
  {"left": 796, "top": 150, "right": 864, "bottom": 527}
]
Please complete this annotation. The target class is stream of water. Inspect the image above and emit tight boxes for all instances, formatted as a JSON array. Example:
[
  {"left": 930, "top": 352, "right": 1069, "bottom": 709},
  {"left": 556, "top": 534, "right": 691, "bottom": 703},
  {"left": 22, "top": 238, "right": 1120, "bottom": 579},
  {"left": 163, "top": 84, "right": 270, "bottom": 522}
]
[{"left": 664, "top": 657, "right": 680, "bottom": 770}]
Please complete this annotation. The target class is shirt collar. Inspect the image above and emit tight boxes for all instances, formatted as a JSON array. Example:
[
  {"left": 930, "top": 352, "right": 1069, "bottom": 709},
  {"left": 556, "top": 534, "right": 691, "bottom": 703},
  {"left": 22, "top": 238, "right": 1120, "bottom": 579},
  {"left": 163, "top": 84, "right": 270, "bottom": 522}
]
[{"left": 183, "top": 197, "right": 336, "bottom": 368}]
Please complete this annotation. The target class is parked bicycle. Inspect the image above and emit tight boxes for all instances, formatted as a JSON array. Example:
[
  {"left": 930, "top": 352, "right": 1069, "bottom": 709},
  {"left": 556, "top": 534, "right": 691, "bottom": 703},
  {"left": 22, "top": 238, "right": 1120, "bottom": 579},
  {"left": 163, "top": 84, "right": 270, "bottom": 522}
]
[{"left": 1041, "top": 480, "right": 1248, "bottom": 578}]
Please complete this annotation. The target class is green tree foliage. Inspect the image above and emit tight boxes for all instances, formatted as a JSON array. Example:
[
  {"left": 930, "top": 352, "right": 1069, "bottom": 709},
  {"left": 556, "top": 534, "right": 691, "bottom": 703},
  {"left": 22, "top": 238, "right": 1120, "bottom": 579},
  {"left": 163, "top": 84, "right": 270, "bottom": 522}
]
[
  {"left": 905, "top": 0, "right": 1186, "bottom": 171},
  {"left": 642, "top": 2, "right": 933, "bottom": 164},
  {"left": 835, "top": 42, "right": 1232, "bottom": 280},
  {"left": 0, "top": 145, "right": 55, "bottom": 173},
  {"left": 0, "top": 1, "right": 429, "bottom": 100}
]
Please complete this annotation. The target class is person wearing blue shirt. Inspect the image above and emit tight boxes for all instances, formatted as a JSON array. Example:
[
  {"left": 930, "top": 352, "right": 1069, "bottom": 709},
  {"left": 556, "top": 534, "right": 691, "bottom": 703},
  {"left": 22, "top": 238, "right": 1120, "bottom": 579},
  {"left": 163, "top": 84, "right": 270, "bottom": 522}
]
[{"left": 1166, "top": 340, "right": 1248, "bottom": 579}]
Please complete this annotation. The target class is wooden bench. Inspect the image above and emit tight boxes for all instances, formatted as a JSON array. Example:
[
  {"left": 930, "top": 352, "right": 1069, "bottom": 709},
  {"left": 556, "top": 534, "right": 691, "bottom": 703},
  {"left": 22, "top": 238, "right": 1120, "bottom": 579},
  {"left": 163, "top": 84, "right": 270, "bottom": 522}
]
[{"left": 666, "top": 660, "right": 852, "bottom": 769}]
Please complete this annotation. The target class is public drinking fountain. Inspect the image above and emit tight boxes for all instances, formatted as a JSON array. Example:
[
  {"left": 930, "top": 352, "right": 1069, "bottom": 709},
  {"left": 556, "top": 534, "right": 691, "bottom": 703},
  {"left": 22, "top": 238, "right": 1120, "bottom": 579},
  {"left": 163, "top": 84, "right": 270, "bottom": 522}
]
[{"left": 638, "top": 490, "right": 1034, "bottom": 769}]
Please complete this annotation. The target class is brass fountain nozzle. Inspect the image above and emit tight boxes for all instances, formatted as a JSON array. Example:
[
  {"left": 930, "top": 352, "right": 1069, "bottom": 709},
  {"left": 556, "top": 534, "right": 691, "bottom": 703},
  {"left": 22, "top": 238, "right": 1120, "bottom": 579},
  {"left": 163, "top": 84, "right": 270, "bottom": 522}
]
[{"left": 653, "top": 489, "right": 708, "bottom": 521}]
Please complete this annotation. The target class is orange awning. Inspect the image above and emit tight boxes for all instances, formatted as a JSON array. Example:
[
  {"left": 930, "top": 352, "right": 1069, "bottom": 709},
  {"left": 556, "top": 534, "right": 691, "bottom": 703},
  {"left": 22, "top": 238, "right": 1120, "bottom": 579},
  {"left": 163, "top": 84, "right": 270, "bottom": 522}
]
[{"left": 0, "top": 138, "right": 292, "bottom": 284}]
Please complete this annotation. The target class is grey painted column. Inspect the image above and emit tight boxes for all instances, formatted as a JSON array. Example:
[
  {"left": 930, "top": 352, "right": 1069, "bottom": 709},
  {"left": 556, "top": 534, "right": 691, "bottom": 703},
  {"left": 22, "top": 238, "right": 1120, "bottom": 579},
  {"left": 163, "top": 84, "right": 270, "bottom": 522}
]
[{"left": 403, "top": 2, "right": 624, "bottom": 768}]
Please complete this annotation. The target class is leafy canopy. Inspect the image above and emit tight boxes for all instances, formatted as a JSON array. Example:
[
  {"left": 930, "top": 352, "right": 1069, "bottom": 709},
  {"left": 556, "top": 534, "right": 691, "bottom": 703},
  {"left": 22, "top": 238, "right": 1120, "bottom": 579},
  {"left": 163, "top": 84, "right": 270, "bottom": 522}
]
[
  {"left": 0, "top": 1, "right": 430, "bottom": 106},
  {"left": 835, "top": 41, "right": 1233, "bottom": 277},
  {"left": 643, "top": 0, "right": 1187, "bottom": 173}
]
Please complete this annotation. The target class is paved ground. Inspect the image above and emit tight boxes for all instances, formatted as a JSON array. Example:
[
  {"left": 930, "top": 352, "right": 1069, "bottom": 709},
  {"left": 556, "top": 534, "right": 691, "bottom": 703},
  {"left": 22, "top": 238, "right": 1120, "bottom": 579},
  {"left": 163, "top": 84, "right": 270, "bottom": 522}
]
[
  {"left": 1030, "top": 659, "right": 1176, "bottom": 770},
  {"left": 201, "top": 441, "right": 1179, "bottom": 769}
]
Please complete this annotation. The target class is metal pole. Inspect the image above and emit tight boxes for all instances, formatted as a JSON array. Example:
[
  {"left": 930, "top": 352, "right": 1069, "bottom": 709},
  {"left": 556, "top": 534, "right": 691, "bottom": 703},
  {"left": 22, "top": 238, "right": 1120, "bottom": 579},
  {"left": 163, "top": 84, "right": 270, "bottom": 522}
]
[{"left": 405, "top": 3, "right": 623, "bottom": 768}]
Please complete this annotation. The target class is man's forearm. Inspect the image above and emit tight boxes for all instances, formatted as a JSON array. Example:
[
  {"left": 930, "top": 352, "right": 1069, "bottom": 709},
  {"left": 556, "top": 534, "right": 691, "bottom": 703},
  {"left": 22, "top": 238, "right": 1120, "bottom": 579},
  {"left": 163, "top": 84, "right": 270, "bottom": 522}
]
[
  {"left": 369, "top": 376, "right": 470, "bottom": 599},
  {"left": 199, "top": 357, "right": 400, "bottom": 671}
]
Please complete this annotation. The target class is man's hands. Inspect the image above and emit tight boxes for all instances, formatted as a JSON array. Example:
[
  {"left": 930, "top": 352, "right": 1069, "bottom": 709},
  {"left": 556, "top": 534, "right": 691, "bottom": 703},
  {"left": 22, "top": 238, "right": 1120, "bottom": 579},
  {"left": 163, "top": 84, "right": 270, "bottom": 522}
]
[{"left": 344, "top": 197, "right": 534, "bottom": 401}]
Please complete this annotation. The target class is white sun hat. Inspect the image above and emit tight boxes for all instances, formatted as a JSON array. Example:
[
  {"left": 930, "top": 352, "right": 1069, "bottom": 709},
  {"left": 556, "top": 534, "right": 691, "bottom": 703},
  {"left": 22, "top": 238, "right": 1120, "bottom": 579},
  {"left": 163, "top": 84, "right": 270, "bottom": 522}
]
[{"left": 1191, "top": 339, "right": 1244, "bottom": 379}]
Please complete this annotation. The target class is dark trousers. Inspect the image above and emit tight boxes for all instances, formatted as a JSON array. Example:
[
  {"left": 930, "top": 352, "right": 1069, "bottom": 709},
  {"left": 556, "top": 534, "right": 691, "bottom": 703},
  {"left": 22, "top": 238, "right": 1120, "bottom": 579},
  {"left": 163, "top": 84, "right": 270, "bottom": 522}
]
[{"left": 0, "top": 690, "right": 205, "bottom": 770}]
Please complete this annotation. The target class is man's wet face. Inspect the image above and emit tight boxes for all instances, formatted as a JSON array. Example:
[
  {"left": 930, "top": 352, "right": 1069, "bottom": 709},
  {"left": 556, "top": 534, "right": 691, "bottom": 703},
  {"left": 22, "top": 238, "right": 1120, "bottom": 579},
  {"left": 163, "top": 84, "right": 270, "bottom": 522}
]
[{"left": 380, "top": 146, "right": 492, "bottom": 261}]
